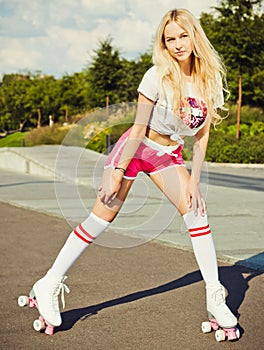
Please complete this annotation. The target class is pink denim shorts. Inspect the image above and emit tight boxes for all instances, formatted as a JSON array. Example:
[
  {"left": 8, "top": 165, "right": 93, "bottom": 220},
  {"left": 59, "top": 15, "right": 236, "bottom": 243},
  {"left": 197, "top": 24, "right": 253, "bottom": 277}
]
[{"left": 104, "top": 128, "right": 185, "bottom": 180}]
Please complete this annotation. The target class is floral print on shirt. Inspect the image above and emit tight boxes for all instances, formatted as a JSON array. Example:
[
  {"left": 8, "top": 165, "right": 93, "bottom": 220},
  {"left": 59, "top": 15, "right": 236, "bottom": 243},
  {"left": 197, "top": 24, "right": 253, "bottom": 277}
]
[{"left": 180, "top": 97, "right": 208, "bottom": 129}]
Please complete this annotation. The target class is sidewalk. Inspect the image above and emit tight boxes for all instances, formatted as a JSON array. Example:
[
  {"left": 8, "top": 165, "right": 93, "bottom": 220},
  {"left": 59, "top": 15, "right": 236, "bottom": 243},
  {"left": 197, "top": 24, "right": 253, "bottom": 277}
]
[{"left": 0, "top": 145, "right": 263, "bottom": 271}]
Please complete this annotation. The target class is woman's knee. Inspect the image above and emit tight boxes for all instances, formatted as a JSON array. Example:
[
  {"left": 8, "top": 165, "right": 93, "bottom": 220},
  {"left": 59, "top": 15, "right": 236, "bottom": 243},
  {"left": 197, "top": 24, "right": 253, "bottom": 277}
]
[
  {"left": 92, "top": 197, "right": 120, "bottom": 222},
  {"left": 92, "top": 178, "right": 133, "bottom": 222}
]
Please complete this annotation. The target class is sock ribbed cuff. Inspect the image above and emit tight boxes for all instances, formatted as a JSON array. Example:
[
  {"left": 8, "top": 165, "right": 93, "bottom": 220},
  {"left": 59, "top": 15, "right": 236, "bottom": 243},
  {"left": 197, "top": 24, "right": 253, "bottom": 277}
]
[
  {"left": 183, "top": 211, "right": 211, "bottom": 238},
  {"left": 73, "top": 212, "right": 110, "bottom": 244}
]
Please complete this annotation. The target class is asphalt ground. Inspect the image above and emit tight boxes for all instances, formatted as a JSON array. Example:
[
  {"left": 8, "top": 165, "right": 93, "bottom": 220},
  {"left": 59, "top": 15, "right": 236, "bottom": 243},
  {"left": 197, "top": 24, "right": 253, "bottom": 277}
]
[{"left": 1, "top": 202, "right": 263, "bottom": 350}]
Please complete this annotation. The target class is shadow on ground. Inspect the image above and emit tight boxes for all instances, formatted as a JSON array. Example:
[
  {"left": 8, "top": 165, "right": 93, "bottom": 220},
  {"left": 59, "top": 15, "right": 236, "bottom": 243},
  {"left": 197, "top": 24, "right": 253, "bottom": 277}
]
[{"left": 58, "top": 253, "right": 263, "bottom": 337}]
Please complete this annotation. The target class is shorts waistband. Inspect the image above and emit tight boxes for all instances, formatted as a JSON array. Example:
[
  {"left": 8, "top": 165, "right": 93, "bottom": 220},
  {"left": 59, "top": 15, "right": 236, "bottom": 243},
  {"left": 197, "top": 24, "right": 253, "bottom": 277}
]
[{"left": 143, "top": 137, "right": 180, "bottom": 152}]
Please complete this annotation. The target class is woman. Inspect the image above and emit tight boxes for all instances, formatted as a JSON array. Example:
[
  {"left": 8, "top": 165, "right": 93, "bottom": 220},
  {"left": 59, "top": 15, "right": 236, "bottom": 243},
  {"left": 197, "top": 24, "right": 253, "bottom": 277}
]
[{"left": 21, "top": 8, "right": 238, "bottom": 338}]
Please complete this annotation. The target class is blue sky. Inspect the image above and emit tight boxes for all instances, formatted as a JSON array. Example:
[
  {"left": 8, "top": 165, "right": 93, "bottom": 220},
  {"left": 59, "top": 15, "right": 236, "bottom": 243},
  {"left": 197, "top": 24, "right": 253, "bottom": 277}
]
[{"left": 0, "top": 0, "right": 222, "bottom": 78}]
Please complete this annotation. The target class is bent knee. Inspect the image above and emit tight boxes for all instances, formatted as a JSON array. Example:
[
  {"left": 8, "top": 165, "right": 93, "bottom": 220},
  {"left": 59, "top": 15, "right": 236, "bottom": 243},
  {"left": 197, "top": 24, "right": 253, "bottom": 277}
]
[{"left": 92, "top": 198, "right": 122, "bottom": 222}]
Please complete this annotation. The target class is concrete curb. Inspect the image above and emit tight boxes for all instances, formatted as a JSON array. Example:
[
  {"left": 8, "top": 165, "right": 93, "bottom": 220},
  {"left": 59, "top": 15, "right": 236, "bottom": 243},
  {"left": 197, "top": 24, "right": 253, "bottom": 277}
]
[
  {"left": 0, "top": 147, "right": 55, "bottom": 178},
  {"left": 0, "top": 146, "right": 98, "bottom": 185},
  {"left": 1, "top": 146, "right": 263, "bottom": 181}
]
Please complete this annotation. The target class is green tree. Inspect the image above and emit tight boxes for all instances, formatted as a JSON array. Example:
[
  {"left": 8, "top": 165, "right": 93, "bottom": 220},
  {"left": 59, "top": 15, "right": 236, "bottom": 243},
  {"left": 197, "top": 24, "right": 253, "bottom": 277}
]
[
  {"left": 200, "top": 0, "right": 264, "bottom": 106},
  {"left": 0, "top": 74, "right": 32, "bottom": 130},
  {"left": 87, "top": 37, "right": 125, "bottom": 108},
  {"left": 25, "top": 75, "right": 61, "bottom": 127},
  {"left": 59, "top": 72, "right": 91, "bottom": 122},
  {"left": 0, "top": 71, "right": 91, "bottom": 131},
  {"left": 117, "top": 51, "right": 153, "bottom": 102}
]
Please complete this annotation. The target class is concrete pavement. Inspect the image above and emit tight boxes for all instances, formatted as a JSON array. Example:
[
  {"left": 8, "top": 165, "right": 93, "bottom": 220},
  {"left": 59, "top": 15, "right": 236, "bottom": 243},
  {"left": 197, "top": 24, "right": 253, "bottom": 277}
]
[{"left": 0, "top": 145, "right": 263, "bottom": 271}]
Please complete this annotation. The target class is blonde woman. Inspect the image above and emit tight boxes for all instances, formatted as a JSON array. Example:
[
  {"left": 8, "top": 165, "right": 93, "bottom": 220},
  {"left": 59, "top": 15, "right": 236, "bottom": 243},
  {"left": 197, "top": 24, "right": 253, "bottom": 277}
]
[{"left": 19, "top": 9, "right": 239, "bottom": 340}]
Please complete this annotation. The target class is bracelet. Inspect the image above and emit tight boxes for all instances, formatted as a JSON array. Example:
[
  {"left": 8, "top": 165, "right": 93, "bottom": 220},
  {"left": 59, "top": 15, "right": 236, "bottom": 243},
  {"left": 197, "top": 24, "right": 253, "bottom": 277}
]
[{"left": 115, "top": 167, "right": 126, "bottom": 174}]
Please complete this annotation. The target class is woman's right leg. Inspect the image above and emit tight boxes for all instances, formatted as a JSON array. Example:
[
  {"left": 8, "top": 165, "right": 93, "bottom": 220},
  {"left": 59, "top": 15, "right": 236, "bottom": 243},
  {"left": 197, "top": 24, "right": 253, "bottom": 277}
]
[
  {"left": 50, "top": 171, "right": 134, "bottom": 278},
  {"left": 32, "top": 169, "right": 134, "bottom": 327}
]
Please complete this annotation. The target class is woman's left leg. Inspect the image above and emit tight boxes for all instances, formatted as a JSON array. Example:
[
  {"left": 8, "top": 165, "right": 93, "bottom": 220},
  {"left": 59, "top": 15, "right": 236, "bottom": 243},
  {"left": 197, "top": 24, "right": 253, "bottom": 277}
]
[
  {"left": 149, "top": 166, "right": 237, "bottom": 328},
  {"left": 149, "top": 166, "right": 219, "bottom": 284}
]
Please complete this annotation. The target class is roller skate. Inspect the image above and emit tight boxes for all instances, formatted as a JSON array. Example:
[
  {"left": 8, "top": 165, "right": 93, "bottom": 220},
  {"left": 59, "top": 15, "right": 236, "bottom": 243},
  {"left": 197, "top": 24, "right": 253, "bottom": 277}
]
[
  {"left": 201, "top": 282, "right": 240, "bottom": 342},
  {"left": 18, "top": 270, "right": 70, "bottom": 335}
]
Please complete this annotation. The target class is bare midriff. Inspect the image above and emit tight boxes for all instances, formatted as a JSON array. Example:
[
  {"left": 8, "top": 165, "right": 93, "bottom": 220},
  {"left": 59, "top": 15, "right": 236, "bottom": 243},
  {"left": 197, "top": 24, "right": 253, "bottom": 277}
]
[{"left": 145, "top": 127, "right": 179, "bottom": 146}]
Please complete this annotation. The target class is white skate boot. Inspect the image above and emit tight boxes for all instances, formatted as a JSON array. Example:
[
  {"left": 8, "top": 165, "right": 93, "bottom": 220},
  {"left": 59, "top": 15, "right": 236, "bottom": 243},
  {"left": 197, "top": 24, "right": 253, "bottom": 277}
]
[
  {"left": 31, "top": 270, "right": 70, "bottom": 327},
  {"left": 201, "top": 282, "right": 240, "bottom": 342}
]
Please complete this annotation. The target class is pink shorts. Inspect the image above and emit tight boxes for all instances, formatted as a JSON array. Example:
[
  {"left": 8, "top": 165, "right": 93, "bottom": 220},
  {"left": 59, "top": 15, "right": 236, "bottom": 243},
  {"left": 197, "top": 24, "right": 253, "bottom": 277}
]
[{"left": 104, "top": 128, "right": 185, "bottom": 180}]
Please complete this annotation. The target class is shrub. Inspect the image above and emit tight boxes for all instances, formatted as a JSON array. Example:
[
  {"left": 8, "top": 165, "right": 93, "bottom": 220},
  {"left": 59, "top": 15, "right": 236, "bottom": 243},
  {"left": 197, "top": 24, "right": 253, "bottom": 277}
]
[
  {"left": 206, "top": 129, "right": 264, "bottom": 163},
  {"left": 226, "top": 104, "right": 264, "bottom": 126},
  {"left": 86, "top": 123, "right": 132, "bottom": 154},
  {"left": 24, "top": 125, "right": 85, "bottom": 147},
  {"left": 250, "top": 121, "right": 264, "bottom": 136}
]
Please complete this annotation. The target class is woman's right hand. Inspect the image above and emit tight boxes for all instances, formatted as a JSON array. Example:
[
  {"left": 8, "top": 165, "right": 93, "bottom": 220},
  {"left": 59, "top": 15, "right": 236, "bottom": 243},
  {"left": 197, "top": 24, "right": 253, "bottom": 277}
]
[{"left": 98, "top": 168, "right": 124, "bottom": 205}]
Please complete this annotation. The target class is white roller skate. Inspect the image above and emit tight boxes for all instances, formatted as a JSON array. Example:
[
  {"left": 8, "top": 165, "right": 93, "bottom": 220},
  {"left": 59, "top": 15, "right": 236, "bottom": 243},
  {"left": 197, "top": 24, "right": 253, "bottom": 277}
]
[
  {"left": 201, "top": 282, "right": 240, "bottom": 342},
  {"left": 18, "top": 270, "right": 70, "bottom": 335}
]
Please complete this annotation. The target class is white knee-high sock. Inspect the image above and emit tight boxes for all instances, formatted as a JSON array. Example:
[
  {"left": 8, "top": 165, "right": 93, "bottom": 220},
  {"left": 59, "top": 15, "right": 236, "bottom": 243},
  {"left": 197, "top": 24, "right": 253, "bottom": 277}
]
[
  {"left": 50, "top": 213, "right": 110, "bottom": 277},
  {"left": 183, "top": 211, "right": 219, "bottom": 285}
]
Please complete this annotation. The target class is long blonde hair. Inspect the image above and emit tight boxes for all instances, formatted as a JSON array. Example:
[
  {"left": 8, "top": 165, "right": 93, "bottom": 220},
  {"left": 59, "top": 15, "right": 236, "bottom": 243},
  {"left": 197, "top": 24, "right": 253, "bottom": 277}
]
[{"left": 153, "top": 8, "right": 228, "bottom": 126}]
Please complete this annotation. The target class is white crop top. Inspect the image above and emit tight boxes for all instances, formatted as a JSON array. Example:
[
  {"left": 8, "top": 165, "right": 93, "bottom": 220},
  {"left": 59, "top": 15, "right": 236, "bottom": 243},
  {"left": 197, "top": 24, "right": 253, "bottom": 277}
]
[{"left": 137, "top": 66, "right": 224, "bottom": 143}]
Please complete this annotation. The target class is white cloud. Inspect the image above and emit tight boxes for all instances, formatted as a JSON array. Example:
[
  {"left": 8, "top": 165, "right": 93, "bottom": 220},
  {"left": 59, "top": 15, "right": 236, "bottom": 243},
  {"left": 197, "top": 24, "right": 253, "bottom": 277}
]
[
  {"left": 0, "top": 37, "right": 42, "bottom": 69},
  {"left": 0, "top": 0, "right": 218, "bottom": 78},
  {"left": 81, "top": 0, "right": 126, "bottom": 17}
]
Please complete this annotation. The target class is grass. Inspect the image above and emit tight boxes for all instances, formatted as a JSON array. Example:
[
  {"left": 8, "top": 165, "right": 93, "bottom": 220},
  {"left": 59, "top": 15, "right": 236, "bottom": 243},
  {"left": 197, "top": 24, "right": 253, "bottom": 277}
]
[{"left": 0, "top": 132, "right": 27, "bottom": 147}]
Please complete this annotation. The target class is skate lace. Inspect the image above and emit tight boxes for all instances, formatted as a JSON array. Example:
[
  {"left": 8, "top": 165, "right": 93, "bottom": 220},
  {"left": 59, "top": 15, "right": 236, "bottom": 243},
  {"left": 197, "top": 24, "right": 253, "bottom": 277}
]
[
  {"left": 213, "top": 286, "right": 225, "bottom": 306},
  {"left": 53, "top": 276, "right": 70, "bottom": 311}
]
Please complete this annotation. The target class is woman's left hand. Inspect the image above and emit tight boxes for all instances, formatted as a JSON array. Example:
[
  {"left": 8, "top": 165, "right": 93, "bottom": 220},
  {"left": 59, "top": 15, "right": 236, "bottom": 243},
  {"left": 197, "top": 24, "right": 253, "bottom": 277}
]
[{"left": 186, "top": 177, "right": 206, "bottom": 216}]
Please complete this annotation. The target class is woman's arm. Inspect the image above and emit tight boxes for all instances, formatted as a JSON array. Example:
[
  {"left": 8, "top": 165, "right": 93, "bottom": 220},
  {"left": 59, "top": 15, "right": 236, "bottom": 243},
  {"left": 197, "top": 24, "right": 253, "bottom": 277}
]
[
  {"left": 99, "top": 93, "right": 154, "bottom": 204},
  {"left": 187, "top": 118, "right": 211, "bottom": 215},
  {"left": 116, "top": 93, "right": 154, "bottom": 170}
]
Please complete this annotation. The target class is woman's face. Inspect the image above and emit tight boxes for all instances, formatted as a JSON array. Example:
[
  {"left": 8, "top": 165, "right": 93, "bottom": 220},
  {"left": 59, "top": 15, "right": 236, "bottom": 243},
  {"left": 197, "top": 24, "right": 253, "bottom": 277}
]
[{"left": 163, "top": 21, "right": 193, "bottom": 65}]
